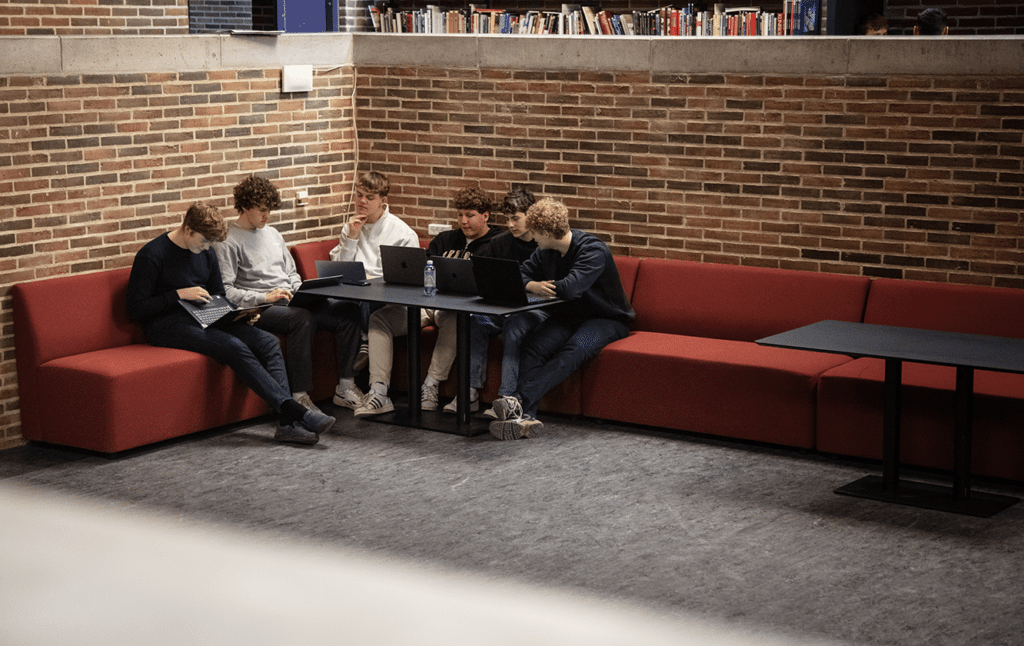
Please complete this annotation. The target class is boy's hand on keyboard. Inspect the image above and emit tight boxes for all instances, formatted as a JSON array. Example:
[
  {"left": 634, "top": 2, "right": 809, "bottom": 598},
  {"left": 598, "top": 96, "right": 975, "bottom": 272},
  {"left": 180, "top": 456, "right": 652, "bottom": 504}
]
[
  {"left": 178, "top": 286, "right": 211, "bottom": 303},
  {"left": 265, "top": 288, "right": 292, "bottom": 304}
]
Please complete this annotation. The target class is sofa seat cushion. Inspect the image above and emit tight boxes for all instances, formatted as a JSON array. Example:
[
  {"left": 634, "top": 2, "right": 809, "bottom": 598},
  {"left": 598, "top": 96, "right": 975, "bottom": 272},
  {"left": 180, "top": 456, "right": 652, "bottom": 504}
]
[
  {"left": 817, "top": 358, "right": 1024, "bottom": 481},
  {"left": 36, "top": 344, "right": 267, "bottom": 453},
  {"left": 582, "top": 331, "right": 855, "bottom": 448}
]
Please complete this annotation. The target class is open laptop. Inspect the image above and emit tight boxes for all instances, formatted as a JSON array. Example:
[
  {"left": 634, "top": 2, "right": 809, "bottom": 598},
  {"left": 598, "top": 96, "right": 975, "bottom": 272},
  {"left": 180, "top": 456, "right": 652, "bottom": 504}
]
[
  {"left": 381, "top": 245, "right": 427, "bottom": 286},
  {"left": 430, "top": 255, "right": 478, "bottom": 295},
  {"left": 179, "top": 296, "right": 271, "bottom": 329},
  {"left": 288, "top": 261, "right": 368, "bottom": 307},
  {"left": 471, "top": 255, "right": 556, "bottom": 307}
]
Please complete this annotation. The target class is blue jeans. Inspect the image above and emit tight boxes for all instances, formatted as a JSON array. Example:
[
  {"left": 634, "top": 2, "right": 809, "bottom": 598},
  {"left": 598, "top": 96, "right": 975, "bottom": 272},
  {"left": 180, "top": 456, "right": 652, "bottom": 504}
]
[
  {"left": 497, "top": 309, "right": 552, "bottom": 398},
  {"left": 468, "top": 314, "right": 503, "bottom": 390},
  {"left": 145, "top": 310, "right": 292, "bottom": 415},
  {"left": 516, "top": 316, "right": 629, "bottom": 418}
]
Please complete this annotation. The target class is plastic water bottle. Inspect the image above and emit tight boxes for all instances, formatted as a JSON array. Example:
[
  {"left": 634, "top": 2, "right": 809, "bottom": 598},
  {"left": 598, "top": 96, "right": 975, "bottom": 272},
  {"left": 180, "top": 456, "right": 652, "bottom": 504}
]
[{"left": 423, "top": 260, "right": 436, "bottom": 296}]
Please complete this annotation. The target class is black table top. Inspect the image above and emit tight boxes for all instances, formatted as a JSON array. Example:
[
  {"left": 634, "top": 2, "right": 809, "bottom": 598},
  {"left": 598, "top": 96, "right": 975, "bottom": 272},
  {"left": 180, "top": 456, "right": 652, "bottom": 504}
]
[
  {"left": 756, "top": 320, "right": 1024, "bottom": 375},
  {"left": 302, "top": 278, "right": 559, "bottom": 316}
]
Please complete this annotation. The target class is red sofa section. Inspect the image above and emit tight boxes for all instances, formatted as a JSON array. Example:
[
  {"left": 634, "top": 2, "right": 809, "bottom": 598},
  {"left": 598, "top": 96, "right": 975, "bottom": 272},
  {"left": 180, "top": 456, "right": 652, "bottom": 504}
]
[
  {"left": 816, "top": 278, "right": 1024, "bottom": 481},
  {"left": 582, "top": 260, "right": 871, "bottom": 448},
  {"left": 12, "top": 269, "right": 267, "bottom": 454},
  {"left": 13, "top": 241, "right": 1024, "bottom": 484}
]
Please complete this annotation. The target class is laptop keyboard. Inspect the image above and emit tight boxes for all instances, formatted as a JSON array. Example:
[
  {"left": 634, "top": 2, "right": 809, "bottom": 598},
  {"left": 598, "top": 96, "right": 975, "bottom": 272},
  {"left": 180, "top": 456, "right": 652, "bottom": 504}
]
[{"left": 193, "top": 303, "right": 233, "bottom": 325}]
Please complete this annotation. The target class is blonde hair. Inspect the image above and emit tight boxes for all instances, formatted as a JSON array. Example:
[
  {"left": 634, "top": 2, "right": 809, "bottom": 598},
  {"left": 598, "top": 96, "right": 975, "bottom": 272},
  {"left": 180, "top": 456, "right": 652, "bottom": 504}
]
[{"left": 525, "top": 198, "right": 570, "bottom": 238}]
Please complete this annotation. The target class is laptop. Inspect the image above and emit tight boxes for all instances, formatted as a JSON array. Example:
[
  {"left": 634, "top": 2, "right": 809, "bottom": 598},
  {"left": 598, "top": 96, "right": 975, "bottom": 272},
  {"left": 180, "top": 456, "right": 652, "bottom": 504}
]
[
  {"left": 430, "top": 255, "right": 478, "bottom": 295},
  {"left": 288, "top": 261, "right": 368, "bottom": 307},
  {"left": 471, "top": 255, "right": 556, "bottom": 306},
  {"left": 381, "top": 245, "right": 427, "bottom": 286},
  {"left": 179, "top": 295, "right": 270, "bottom": 329}
]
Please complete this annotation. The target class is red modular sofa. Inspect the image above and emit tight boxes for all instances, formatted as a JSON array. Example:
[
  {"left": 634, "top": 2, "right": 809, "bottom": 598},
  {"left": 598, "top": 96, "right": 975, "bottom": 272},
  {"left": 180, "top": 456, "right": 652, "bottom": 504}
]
[{"left": 11, "top": 240, "right": 1024, "bottom": 483}]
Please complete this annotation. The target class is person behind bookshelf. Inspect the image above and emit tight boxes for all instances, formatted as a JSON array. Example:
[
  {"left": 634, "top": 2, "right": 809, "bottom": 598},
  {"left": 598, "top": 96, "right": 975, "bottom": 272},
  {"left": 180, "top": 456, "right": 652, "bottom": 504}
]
[
  {"left": 914, "top": 7, "right": 948, "bottom": 35},
  {"left": 858, "top": 13, "right": 887, "bottom": 35}
]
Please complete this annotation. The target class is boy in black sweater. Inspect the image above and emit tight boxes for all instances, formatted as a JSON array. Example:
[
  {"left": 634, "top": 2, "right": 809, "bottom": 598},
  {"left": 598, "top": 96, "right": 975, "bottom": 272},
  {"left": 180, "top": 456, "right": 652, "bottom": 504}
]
[{"left": 127, "top": 202, "right": 336, "bottom": 445}]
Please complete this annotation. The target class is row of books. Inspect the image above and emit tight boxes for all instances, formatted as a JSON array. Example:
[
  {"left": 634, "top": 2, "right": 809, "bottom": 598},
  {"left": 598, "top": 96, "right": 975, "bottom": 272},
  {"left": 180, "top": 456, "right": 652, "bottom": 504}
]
[{"left": 368, "top": 2, "right": 821, "bottom": 36}]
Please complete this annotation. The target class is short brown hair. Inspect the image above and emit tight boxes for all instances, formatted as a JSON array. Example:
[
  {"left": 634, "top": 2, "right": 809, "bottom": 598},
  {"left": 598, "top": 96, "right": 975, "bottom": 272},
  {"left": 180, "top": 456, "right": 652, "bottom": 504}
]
[
  {"left": 183, "top": 202, "right": 228, "bottom": 242},
  {"left": 355, "top": 171, "right": 390, "bottom": 198},
  {"left": 453, "top": 186, "right": 492, "bottom": 214},
  {"left": 233, "top": 175, "right": 282, "bottom": 212},
  {"left": 525, "top": 198, "right": 570, "bottom": 238}
]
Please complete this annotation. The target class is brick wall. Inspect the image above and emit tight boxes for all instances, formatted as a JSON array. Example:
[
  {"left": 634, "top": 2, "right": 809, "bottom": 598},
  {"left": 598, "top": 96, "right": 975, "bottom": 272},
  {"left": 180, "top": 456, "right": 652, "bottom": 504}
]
[
  {"left": 0, "top": 0, "right": 189, "bottom": 36},
  {"left": 0, "top": 64, "right": 358, "bottom": 449},
  {"left": 190, "top": 0, "right": 253, "bottom": 33},
  {"left": 886, "top": 0, "right": 1024, "bottom": 35},
  {"left": 355, "top": 65, "right": 1024, "bottom": 281}
]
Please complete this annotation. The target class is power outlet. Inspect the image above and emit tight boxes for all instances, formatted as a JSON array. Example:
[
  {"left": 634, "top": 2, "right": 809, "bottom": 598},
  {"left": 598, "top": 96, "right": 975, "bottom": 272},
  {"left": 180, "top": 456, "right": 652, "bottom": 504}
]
[
  {"left": 427, "top": 223, "right": 450, "bottom": 237},
  {"left": 296, "top": 190, "right": 308, "bottom": 207}
]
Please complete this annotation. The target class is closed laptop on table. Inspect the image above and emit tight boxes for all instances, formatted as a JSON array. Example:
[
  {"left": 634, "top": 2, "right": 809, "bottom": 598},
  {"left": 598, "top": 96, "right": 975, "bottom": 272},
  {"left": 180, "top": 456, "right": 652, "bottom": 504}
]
[
  {"left": 381, "top": 245, "right": 426, "bottom": 286},
  {"left": 430, "top": 255, "right": 478, "bottom": 295}
]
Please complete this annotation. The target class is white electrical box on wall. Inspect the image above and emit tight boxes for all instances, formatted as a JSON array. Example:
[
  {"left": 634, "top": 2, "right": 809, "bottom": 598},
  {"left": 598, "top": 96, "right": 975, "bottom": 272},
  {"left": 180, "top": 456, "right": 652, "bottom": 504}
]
[
  {"left": 281, "top": 65, "right": 313, "bottom": 93},
  {"left": 428, "top": 223, "right": 450, "bottom": 237}
]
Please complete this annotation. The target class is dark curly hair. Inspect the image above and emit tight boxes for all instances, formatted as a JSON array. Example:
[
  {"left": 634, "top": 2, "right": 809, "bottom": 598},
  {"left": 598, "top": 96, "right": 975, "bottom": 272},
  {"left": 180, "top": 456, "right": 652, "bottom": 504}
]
[
  {"left": 233, "top": 175, "right": 282, "bottom": 213},
  {"left": 452, "top": 186, "right": 493, "bottom": 214}
]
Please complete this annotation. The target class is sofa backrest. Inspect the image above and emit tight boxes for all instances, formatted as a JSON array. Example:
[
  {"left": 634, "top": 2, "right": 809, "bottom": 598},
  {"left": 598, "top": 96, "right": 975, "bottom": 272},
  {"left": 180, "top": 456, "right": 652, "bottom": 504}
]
[
  {"left": 864, "top": 278, "right": 1024, "bottom": 338},
  {"left": 290, "top": 239, "right": 337, "bottom": 280},
  {"left": 614, "top": 256, "right": 642, "bottom": 302},
  {"left": 630, "top": 259, "right": 871, "bottom": 342},
  {"left": 13, "top": 268, "right": 142, "bottom": 368}
]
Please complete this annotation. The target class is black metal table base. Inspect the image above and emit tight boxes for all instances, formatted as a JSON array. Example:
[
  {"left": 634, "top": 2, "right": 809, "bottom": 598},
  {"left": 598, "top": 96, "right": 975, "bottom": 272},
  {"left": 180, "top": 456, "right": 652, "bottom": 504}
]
[
  {"left": 835, "top": 475, "right": 1019, "bottom": 518},
  {"left": 365, "top": 405, "right": 491, "bottom": 437}
]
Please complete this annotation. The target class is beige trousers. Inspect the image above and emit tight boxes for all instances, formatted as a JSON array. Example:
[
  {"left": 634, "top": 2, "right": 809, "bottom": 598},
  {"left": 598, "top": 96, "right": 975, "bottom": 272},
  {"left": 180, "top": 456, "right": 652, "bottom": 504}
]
[{"left": 367, "top": 304, "right": 458, "bottom": 388}]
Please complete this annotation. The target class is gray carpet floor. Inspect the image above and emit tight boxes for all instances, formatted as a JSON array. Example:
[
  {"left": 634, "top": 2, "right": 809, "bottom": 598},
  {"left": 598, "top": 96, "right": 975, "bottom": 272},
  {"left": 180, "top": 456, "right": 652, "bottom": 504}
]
[{"left": 3, "top": 408, "right": 1024, "bottom": 646}]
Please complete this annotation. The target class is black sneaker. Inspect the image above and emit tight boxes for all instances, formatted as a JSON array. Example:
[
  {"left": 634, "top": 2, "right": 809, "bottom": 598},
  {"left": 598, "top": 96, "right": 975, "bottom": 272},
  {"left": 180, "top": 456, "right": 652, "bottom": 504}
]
[{"left": 274, "top": 425, "right": 319, "bottom": 445}]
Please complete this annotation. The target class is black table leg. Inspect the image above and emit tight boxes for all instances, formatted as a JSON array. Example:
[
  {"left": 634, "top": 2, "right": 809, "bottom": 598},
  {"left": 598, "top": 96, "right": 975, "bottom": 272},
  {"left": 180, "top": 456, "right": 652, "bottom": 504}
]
[
  {"left": 836, "top": 359, "right": 1018, "bottom": 517},
  {"left": 456, "top": 311, "right": 471, "bottom": 427},
  {"left": 406, "top": 304, "right": 421, "bottom": 427}
]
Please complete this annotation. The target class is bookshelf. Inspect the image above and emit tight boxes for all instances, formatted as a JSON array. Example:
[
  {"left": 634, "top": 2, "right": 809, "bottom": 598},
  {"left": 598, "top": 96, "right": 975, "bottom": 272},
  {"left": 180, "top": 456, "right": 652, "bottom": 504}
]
[{"left": 367, "top": 1, "right": 823, "bottom": 35}]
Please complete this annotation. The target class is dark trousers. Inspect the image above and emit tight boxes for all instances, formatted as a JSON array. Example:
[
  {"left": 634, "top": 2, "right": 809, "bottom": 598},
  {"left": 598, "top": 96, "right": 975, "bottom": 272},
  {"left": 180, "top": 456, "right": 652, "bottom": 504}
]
[
  {"left": 257, "top": 300, "right": 363, "bottom": 392},
  {"left": 516, "top": 315, "right": 629, "bottom": 418},
  {"left": 145, "top": 310, "right": 292, "bottom": 415}
]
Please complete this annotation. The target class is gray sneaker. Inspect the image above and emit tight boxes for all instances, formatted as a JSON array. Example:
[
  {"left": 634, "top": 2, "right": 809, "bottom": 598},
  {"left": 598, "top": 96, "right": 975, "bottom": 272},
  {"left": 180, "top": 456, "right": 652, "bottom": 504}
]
[
  {"left": 296, "top": 394, "right": 322, "bottom": 414},
  {"left": 354, "top": 391, "right": 394, "bottom": 417},
  {"left": 333, "top": 385, "right": 366, "bottom": 409},
  {"left": 421, "top": 381, "right": 439, "bottom": 411},
  {"left": 274, "top": 425, "right": 319, "bottom": 445},
  {"left": 488, "top": 416, "right": 543, "bottom": 441},
  {"left": 301, "top": 408, "right": 336, "bottom": 435},
  {"left": 491, "top": 395, "right": 522, "bottom": 421}
]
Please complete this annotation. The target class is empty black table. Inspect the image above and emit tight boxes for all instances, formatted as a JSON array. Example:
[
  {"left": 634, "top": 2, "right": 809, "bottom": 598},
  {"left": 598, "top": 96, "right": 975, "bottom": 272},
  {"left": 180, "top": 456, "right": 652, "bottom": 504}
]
[
  {"left": 757, "top": 319, "right": 1021, "bottom": 517},
  {"left": 303, "top": 278, "right": 558, "bottom": 436}
]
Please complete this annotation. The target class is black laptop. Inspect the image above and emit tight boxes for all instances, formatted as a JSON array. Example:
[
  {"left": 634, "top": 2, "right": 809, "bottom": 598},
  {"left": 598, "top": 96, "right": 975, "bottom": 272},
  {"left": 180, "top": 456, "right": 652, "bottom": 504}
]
[
  {"left": 430, "top": 255, "right": 478, "bottom": 295},
  {"left": 471, "top": 255, "right": 556, "bottom": 306},
  {"left": 288, "top": 261, "right": 367, "bottom": 307},
  {"left": 381, "top": 245, "right": 427, "bottom": 286},
  {"left": 179, "top": 296, "right": 271, "bottom": 329}
]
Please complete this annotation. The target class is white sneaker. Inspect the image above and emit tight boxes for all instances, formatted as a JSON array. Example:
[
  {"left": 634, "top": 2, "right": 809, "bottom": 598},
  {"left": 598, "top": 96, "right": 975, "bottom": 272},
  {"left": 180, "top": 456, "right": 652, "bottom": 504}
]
[
  {"left": 482, "top": 407, "right": 498, "bottom": 419},
  {"left": 352, "top": 342, "right": 369, "bottom": 372},
  {"left": 354, "top": 391, "right": 394, "bottom": 417},
  {"left": 333, "top": 385, "right": 367, "bottom": 410},
  {"left": 443, "top": 395, "right": 479, "bottom": 414},
  {"left": 421, "top": 382, "right": 439, "bottom": 411},
  {"left": 491, "top": 395, "right": 522, "bottom": 421},
  {"left": 295, "top": 394, "right": 322, "bottom": 414}
]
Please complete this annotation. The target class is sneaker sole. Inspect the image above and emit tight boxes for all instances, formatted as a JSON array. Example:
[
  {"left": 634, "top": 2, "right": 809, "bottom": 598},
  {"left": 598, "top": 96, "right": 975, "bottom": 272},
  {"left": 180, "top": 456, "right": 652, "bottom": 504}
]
[
  {"left": 274, "top": 427, "right": 320, "bottom": 445},
  {"left": 332, "top": 394, "right": 365, "bottom": 409},
  {"left": 354, "top": 401, "right": 395, "bottom": 417}
]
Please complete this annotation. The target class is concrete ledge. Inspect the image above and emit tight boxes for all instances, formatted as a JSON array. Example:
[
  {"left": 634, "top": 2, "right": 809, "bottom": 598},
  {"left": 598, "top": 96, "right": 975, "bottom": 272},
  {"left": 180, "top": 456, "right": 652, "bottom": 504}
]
[
  {"left": 2, "top": 34, "right": 1023, "bottom": 76},
  {"left": 0, "top": 37, "right": 63, "bottom": 74}
]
